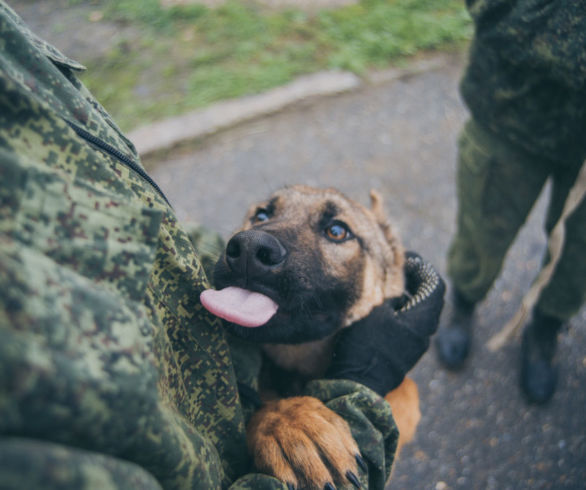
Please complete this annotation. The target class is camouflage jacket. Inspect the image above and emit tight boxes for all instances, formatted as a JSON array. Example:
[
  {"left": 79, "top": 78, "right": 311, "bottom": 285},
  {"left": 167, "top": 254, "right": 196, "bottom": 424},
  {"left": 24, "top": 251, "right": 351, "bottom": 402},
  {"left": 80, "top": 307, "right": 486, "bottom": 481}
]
[
  {"left": 461, "top": 0, "right": 586, "bottom": 165},
  {"left": 0, "top": 2, "right": 397, "bottom": 489}
]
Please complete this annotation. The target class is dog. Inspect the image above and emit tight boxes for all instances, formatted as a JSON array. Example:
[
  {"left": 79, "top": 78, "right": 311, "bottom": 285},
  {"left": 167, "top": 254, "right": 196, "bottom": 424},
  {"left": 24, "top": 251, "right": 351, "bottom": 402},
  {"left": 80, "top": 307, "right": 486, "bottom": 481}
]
[{"left": 201, "top": 185, "right": 420, "bottom": 489}]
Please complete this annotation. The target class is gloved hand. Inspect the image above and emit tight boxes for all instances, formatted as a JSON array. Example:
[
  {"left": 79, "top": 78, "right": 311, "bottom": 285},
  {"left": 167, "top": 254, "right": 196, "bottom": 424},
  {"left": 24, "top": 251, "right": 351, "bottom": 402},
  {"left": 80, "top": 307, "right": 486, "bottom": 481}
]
[{"left": 326, "top": 252, "right": 446, "bottom": 396}]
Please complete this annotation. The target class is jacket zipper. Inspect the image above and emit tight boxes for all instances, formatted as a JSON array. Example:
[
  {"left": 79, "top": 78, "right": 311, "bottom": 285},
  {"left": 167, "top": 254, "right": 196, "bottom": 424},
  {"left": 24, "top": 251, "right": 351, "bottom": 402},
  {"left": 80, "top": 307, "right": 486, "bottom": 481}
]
[{"left": 65, "top": 120, "right": 172, "bottom": 207}]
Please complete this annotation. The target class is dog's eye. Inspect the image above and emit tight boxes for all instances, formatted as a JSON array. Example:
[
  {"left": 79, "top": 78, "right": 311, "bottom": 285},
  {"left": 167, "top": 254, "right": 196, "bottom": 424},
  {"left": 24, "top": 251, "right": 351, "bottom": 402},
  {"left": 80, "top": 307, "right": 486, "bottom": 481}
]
[
  {"left": 252, "top": 208, "right": 270, "bottom": 223},
  {"left": 324, "top": 221, "right": 353, "bottom": 242}
]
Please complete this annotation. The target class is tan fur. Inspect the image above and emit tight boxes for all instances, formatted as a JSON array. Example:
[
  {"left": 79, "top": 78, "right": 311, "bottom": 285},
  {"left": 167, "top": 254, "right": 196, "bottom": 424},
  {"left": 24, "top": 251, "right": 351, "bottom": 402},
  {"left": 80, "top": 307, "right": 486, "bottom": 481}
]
[
  {"left": 229, "top": 185, "right": 419, "bottom": 487},
  {"left": 384, "top": 377, "right": 421, "bottom": 456},
  {"left": 241, "top": 185, "right": 406, "bottom": 345},
  {"left": 247, "top": 396, "right": 360, "bottom": 489},
  {"left": 261, "top": 335, "right": 335, "bottom": 378}
]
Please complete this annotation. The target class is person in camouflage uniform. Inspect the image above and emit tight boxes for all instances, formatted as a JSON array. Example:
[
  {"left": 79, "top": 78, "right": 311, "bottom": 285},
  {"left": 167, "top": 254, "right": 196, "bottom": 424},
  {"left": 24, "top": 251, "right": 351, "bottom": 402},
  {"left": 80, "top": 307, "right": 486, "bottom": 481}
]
[
  {"left": 435, "top": 0, "right": 586, "bottom": 404},
  {"left": 0, "top": 2, "right": 445, "bottom": 489}
]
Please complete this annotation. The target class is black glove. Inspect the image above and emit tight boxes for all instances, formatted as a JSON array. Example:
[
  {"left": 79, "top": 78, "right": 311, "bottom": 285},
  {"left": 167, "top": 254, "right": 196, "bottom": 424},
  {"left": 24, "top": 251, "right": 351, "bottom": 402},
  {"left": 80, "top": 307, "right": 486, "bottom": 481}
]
[{"left": 326, "top": 252, "right": 446, "bottom": 396}]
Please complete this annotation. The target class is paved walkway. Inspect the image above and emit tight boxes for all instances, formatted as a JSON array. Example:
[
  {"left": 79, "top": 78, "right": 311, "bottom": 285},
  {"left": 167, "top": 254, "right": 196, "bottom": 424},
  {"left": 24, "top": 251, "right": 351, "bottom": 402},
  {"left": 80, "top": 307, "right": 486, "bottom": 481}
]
[{"left": 150, "top": 53, "right": 585, "bottom": 490}]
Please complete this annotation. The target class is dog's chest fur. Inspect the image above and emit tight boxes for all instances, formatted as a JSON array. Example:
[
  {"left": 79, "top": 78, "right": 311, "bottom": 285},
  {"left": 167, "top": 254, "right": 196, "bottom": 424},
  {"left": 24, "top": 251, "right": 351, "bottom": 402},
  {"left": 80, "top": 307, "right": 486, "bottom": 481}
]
[
  {"left": 259, "top": 335, "right": 337, "bottom": 397},
  {"left": 262, "top": 334, "right": 336, "bottom": 377}
]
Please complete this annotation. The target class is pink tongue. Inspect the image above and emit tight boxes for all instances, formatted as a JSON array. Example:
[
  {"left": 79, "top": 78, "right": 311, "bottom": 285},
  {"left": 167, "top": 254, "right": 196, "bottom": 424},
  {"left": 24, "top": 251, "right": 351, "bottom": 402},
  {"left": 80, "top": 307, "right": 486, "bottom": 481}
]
[{"left": 200, "top": 287, "right": 278, "bottom": 327}]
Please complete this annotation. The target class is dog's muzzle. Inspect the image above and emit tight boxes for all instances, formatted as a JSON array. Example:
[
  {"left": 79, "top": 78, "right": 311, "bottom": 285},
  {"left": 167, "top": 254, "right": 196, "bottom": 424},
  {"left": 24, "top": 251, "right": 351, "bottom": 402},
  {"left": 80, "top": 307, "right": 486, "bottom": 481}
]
[
  {"left": 225, "top": 230, "right": 287, "bottom": 279},
  {"left": 199, "top": 230, "right": 286, "bottom": 328}
]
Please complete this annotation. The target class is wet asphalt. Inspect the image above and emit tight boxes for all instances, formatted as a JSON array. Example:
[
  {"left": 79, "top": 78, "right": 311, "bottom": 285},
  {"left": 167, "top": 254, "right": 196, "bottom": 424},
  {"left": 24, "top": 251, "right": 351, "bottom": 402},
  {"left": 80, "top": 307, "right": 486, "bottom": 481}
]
[{"left": 150, "top": 54, "right": 586, "bottom": 490}]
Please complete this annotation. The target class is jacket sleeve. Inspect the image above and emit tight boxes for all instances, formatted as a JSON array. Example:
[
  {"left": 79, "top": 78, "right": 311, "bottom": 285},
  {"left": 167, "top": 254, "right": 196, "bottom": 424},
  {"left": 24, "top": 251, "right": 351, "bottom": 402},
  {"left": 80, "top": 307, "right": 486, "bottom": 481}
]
[{"left": 304, "top": 380, "right": 399, "bottom": 488}]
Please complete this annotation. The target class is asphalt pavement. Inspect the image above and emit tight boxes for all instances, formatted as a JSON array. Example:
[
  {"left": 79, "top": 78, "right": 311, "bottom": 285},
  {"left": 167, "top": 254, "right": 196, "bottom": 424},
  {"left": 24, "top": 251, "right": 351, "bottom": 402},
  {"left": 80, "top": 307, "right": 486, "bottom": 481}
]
[{"left": 150, "top": 53, "right": 586, "bottom": 490}]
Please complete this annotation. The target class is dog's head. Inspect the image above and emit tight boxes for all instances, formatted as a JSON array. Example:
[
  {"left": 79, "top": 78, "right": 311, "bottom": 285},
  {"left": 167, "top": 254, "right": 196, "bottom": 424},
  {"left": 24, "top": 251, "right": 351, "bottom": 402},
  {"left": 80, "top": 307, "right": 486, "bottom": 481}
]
[{"left": 201, "top": 185, "right": 404, "bottom": 344}]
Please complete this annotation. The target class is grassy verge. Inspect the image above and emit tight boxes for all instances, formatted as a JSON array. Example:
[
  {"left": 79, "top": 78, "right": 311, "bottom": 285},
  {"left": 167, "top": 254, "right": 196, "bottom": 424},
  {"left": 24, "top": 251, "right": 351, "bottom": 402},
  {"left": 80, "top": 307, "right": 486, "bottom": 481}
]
[{"left": 80, "top": 0, "right": 472, "bottom": 131}]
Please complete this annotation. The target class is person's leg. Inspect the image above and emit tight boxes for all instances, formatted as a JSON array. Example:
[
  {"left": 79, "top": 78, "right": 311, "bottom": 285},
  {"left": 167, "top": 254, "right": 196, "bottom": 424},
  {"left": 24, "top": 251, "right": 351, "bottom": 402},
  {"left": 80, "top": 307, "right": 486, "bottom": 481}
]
[
  {"left": 520, "top": 161, "right": 586, "bottom": 403},
  {"left": 537, "top": 162, "right": 586, "bottom": 322},
  {"left": 436, "top": 119, "right": 550, "bottom": 368}
]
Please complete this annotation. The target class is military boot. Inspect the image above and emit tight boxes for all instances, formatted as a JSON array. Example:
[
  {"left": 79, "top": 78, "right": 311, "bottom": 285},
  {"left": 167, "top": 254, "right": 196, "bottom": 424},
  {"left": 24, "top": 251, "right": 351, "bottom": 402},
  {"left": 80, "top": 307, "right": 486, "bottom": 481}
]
[
  {"left": 435, "top": 289, "right": 475, "bottom": 370},
  {"left": 520, "top": 309, "right": 562, "bottom": 405}
]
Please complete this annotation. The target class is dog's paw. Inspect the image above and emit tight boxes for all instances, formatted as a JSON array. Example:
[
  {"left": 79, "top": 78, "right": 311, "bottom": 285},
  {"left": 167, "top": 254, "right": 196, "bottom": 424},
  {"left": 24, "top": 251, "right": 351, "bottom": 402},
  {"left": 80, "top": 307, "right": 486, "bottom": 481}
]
[{"left": 247, "top": 396, "right": 363, "bottom": 489}]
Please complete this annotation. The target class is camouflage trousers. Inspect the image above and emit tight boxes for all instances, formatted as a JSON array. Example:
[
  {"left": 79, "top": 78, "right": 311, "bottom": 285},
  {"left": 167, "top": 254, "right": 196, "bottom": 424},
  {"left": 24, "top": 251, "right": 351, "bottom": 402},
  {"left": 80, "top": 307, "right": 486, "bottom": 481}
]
[{"left": 448, "top": 120, "right": 586, "bottom": 322}]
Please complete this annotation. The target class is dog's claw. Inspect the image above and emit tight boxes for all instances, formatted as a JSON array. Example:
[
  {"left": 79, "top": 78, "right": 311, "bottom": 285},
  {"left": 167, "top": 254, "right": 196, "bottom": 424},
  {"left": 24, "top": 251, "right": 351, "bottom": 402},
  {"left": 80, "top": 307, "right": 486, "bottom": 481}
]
[
  {"left": 355, "top": 455, "right": 368, "bottom": 473},
  {"left": 248, "top": 397, "right": 362, "bottom": 489},
  {"left": 346, "top": 471, "right": 361, "bottom": 488}
]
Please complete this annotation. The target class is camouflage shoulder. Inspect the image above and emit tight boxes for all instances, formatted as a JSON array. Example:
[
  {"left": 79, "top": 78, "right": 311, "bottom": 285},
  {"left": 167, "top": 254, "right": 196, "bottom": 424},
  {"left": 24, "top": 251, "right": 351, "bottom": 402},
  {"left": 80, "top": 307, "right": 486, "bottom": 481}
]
[{"left": 0, "top": 1, "right": 85, "bottom": 71}]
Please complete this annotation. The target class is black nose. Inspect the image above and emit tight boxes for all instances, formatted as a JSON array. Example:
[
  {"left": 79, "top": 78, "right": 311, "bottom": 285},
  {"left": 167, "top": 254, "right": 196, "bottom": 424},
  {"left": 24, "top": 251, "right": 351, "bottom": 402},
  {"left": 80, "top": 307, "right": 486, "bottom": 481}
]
[{"left": 225, "top": 230, "right": 287, "bottom": 277}]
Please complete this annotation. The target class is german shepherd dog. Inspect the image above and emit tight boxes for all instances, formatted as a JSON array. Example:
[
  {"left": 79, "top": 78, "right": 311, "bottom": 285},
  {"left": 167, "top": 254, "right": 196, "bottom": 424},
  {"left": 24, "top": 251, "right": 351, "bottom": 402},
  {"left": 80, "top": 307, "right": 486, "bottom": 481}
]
[{"left": 201, "top": 185, "right": 420, "bottom": 489}]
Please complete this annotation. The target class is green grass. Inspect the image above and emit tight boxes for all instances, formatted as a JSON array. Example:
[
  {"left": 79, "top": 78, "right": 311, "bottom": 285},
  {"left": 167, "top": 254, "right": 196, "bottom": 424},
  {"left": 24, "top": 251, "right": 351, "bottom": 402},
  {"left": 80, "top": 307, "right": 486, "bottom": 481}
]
[{"left": 80, "top": 0, "right": 472, "bottom": 130}]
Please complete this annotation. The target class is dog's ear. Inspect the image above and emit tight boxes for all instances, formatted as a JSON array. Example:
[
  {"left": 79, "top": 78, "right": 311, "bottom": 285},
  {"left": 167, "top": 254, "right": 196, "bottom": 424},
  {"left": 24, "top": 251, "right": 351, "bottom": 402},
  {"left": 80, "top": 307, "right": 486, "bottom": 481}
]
[
  {"left": 369, "top": 189, "right": 404, "bottom": 271},
  {"left": 369, "top": 190, "right": 400, "bottom": 247},
  {"left": 369, "top": 190, "right": 387, "bottom": 222}
]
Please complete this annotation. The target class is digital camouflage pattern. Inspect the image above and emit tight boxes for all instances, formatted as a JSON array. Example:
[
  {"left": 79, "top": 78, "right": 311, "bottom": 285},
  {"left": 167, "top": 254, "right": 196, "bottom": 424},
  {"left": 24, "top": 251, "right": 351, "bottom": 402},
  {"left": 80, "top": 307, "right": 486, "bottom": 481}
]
[
  {"left": 0, "top": 2, "right": 397, "bottom": 489},
  {"left": 461, "top": 0, "right": 586, "bottom": 165},
  {"left": 0, "top": 438, "right": 164, "bottom": 490},
  {"left": 449, "top": 0, "right": 586, "bottom": 319}
]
